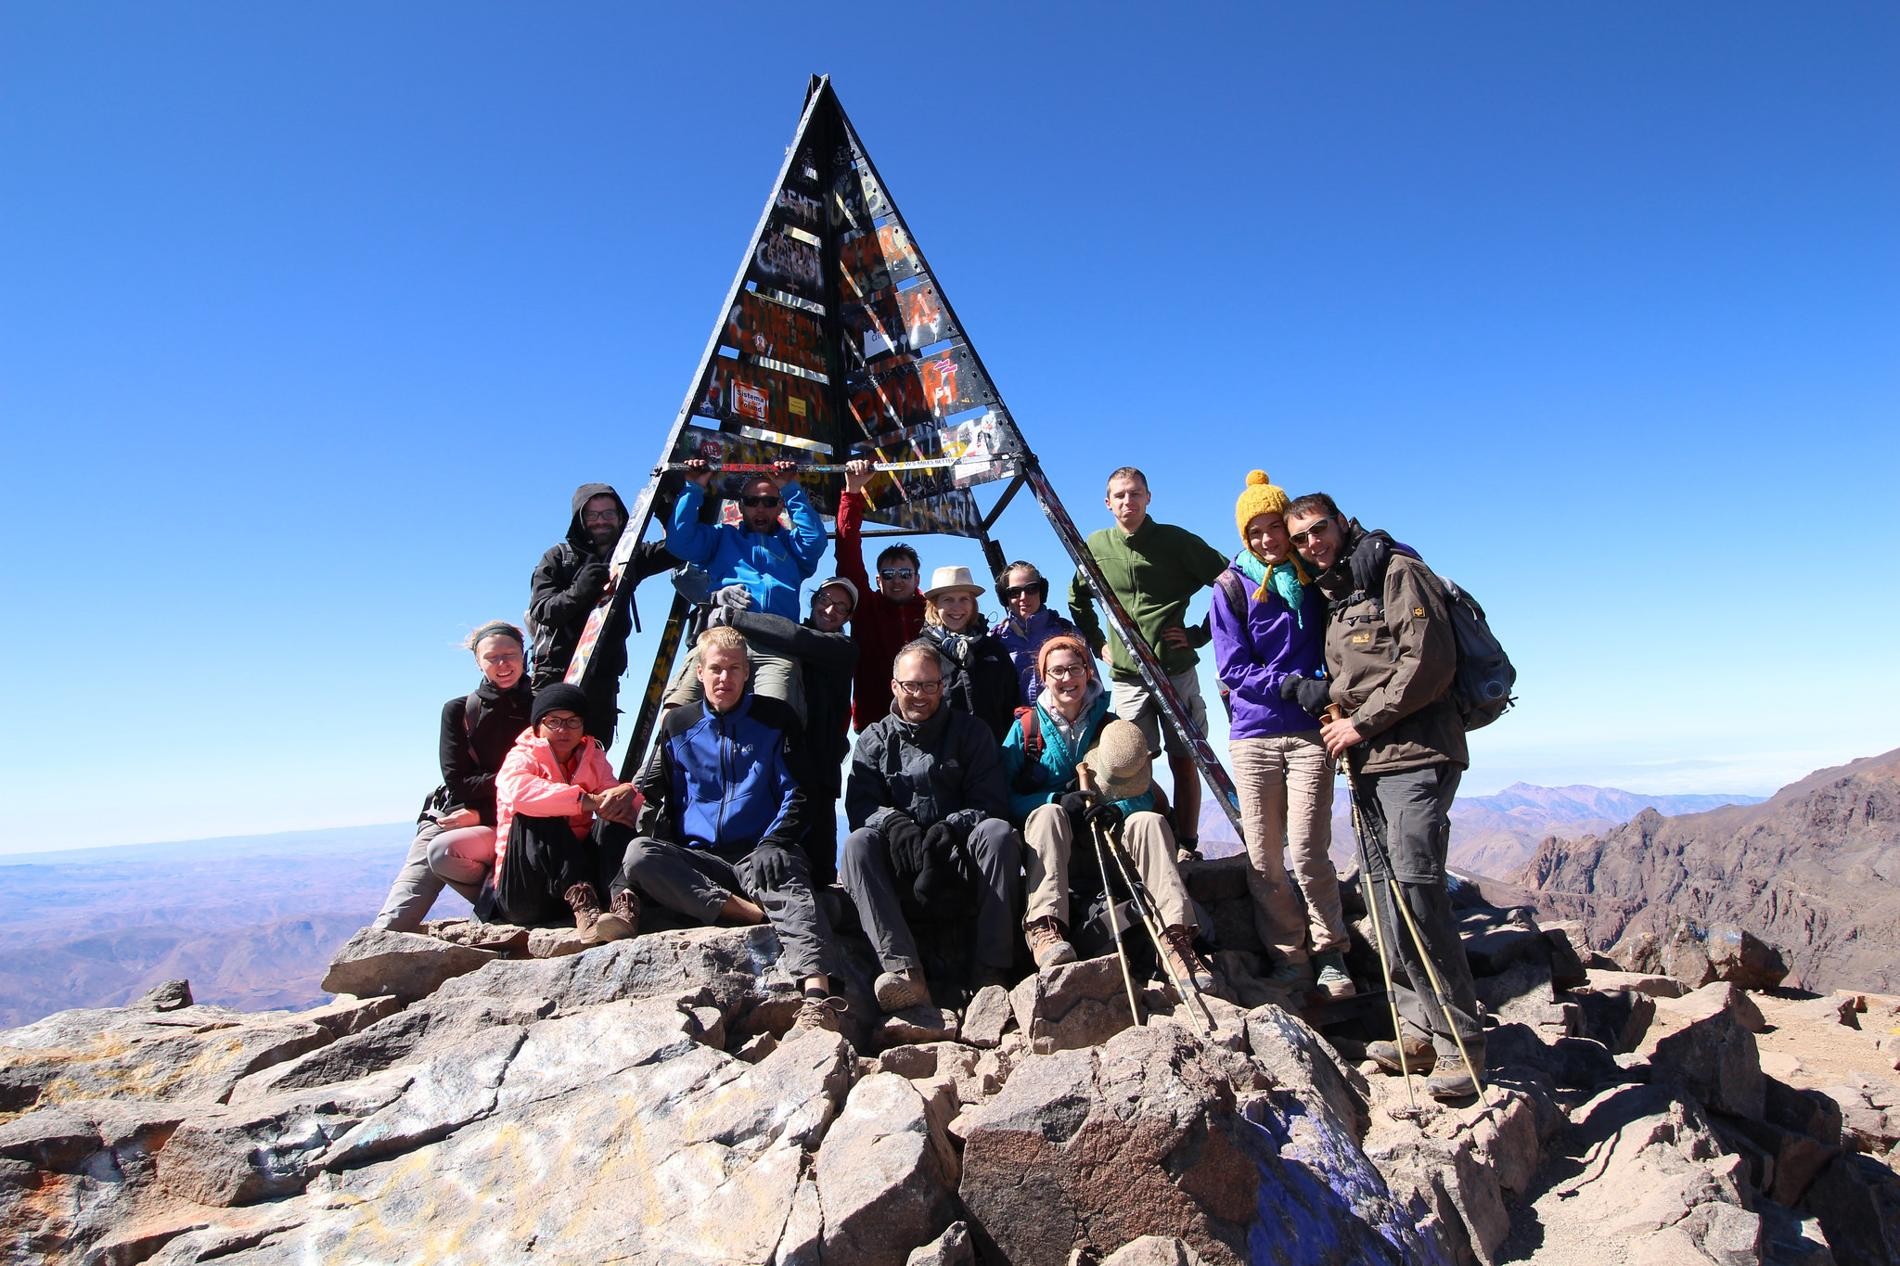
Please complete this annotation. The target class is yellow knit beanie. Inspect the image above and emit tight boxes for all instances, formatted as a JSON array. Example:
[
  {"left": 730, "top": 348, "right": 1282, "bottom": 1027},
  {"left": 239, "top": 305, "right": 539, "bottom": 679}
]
[{"left": 1234, "top": 469, "right": 1290, "bottom": 543}]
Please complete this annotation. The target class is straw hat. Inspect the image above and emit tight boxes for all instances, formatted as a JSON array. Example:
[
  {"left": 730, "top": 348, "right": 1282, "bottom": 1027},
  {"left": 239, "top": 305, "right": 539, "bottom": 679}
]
[
  {"left": 1081, "top": 719, "right": 1153, "bottom": 801},
  {"left": 924, "top": 564, "right": 985, "bottom": 600}
]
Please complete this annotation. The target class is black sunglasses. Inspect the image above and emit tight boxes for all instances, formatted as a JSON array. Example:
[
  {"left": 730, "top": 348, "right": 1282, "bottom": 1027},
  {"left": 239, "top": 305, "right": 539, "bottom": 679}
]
[
  {"left": 740, "top": 494, "right": 782, "bottom": 508},
  {"left": 1000, "top": 583, "right": 1040, "bottom": 599}
]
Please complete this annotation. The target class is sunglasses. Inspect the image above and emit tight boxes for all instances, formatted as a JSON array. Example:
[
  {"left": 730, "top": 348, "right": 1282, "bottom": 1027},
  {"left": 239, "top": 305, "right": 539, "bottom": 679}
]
[
  {"left": 1289, "top": 521, "right": 1334, "bottom": 547},
  {"left": 740, "top": 494, "right": 782, "bottom": 508},
  {"left": 1000, "top": 583, "right": 1040, "bottom": 600},
  {"left": 879, "top": 567, "right": 916, "bottom": 580}
]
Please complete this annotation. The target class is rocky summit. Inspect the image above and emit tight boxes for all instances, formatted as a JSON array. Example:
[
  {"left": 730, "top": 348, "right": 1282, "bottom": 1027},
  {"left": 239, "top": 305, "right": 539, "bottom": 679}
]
[{"left": 3, "top": 863, "right": 1899, "bottom": 1265}]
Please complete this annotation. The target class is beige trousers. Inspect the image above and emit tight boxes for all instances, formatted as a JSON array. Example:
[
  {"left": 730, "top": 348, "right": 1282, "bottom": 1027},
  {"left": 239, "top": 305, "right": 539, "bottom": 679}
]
[
  {"left": 1230, "top": 732, "right": 1347, "bottom": 960},
  {"left": 1021, "top": 803, "right": 1194, "bottom": 931}
]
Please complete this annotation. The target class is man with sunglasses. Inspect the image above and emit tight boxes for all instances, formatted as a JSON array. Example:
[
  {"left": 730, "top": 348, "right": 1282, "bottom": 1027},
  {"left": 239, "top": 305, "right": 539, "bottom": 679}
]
[
  {"left": 837, "top": 458, "right": 929, "bottom": 729},
  {"left": 667, "top": 459, "right": 828, "bottom": 720},
  {"left": 840, "top": 639, "right": 1022, "bottom": 1012},
  {"left": 1281, "top": 493, "right": 1482, "bottom": 1102}
]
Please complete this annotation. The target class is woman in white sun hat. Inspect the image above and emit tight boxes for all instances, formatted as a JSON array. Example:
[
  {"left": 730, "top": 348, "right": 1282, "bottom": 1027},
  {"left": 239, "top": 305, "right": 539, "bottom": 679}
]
[{"left": 919, "top": 564, "right": 1020, "bottom": 742}]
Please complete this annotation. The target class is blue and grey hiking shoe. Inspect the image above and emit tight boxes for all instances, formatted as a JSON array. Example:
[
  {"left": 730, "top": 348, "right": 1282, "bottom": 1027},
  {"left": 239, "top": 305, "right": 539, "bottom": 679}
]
[{"left": 1313, "top": 951, "right": 1356, "bottom": 1000}]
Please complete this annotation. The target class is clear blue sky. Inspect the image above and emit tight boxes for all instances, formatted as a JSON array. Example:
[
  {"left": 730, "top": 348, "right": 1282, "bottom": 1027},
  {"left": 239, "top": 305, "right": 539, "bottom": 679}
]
[{"left": 3, "top": 4, "right": 1895, "bottom": 852}]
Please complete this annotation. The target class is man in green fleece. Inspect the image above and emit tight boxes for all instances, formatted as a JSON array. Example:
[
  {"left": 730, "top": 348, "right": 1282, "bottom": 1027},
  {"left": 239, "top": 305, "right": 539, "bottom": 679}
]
[{"left": 1067, "top": 466, "right": 1228, "bottom": 854}]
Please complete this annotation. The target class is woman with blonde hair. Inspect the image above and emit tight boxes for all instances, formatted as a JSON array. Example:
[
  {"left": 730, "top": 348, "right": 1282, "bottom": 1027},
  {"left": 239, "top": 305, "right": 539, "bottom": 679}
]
[
  {"left": 918, "top": 564, "right": 1020, "bottom": 741},
  {"left": 373, "top": 620, "right": 534, "bottom": 932}
]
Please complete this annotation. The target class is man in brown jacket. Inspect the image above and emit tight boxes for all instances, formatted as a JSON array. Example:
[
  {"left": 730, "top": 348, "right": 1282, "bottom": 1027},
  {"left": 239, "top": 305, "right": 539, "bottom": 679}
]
[{"left": 1282, "top": 492, "right": 1483, "bottom": 1102}]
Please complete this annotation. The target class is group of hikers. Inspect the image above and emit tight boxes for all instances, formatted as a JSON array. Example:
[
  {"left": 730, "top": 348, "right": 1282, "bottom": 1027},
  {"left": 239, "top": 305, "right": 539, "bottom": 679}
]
[{"left": 371, "top": 460, "right": 1485, "bottom": 1103}]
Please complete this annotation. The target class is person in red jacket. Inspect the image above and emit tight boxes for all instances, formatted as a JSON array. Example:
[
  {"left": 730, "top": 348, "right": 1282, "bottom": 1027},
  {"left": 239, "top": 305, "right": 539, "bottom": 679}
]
[
  {"left": 487, "top": 683, "right": 643, "bottom": 944},
  {"left": 837, "top": 458, "right": 927, "bottom": 729}
]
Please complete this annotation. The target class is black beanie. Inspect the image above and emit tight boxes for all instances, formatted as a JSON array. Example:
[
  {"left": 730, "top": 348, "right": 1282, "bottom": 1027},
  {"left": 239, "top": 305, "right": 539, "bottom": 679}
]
[{"left": 530, "top": 683, "right": 590, "bottom": 730}]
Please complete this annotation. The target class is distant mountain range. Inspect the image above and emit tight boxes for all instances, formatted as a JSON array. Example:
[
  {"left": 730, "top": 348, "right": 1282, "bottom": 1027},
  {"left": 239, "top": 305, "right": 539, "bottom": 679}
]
[
  {"left": 1513, "top": 748, "right": 1900, "bottom": 993},
  {"left": 0, "top": 768, "right": 1849, "bottom": 1028},
  {"left": 1197, "top": 780, "right": 1764, "bottom": 876},
  {"left": 0, "top": 826, "right": 427, "bottom": 1028}
]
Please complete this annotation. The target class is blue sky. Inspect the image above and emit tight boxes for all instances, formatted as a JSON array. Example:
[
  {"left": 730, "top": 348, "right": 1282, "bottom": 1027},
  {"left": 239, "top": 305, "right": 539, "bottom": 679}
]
[{"left": 2, "top": 4, "right": 1895, "bottom": 852}]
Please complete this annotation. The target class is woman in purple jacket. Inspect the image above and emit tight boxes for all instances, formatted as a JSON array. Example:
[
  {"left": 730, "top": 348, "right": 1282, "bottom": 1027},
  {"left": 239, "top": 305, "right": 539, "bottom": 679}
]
[{"left": 1210, "top": 471, "right": 1355, "bottom": 999}]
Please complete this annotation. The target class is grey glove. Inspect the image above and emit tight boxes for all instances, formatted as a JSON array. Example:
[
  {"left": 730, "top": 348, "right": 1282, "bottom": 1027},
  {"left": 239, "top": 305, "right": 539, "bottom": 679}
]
[
  {"left": 705, "top": 605, "right": 733, "bottom": 628},
  {"left": 712, "top": 583, "right": 753, "bottom": 611}
]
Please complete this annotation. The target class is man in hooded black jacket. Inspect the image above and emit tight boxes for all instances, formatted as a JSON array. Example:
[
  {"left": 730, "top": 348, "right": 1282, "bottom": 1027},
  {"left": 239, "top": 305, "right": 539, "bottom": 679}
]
[{"left": 528, "top": 482, "right": 675, "bottom": 746}]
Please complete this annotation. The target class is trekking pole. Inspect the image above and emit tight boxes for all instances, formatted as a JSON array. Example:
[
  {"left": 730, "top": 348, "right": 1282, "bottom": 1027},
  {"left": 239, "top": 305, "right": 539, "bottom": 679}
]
[
  {"left": 1080, "top": 771, "right": 1215, "bottom": 1034},
  {"left": 1105, "top": 823, "right": 1217, "bottom": 1035},
  {"left": 1076, "top": 772, "right": 1144, "bottom": 1029},
  {"left": 654, "top": 458, "right": 958, "bottom": 476},
  {"left": 1329, "top": 705, "right": 1419, "bottom": 1117},
  {"left": 1334, "top": 708, "right": 1485, "bottom": 1100}
]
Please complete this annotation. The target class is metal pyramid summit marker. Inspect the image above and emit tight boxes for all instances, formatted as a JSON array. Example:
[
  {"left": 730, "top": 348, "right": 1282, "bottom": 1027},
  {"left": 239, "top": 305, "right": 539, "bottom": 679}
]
[{"left": 565, "top": 75, "right": 1244, "bottom": 838}]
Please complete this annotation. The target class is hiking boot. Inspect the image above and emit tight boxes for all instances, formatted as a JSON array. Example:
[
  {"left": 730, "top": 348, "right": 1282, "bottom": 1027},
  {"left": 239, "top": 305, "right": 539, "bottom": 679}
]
[
  {"left": 1262, "top": 956, "right": 1315, "bottom": 992},
  {"left": 1159, "top": 925, "right": 1217, "bottom": 996},
  {"left": 565, "top": 882, "right": 604, "bottom": 944},
  {"left": 1366, "top": 1032, "right": 1435, "bottom": 1075},
  {"left": 969, "top": 964, "right": 1013, "bottom": 993},
  {"left": 790, "top": 992, "right": 849, "bottom": 1035},
  {"left": 874, "top": 969, "right": 930, "bottom": 1013},
  {"left": 1175, "top": 836, "right": 1202, "bottom": 864},
  {"left": 1313, "top": 952, "right": 1356, "bottom": 1000},
  {"left": 591, "top": 889, "right": 639, "bottom": 943},
  {"left": 1426, "top": 1067, "right": 1482, "bottom": 1103},
  {"left": 1025, "top": 917, "right": 1077, "bottom": 970}
]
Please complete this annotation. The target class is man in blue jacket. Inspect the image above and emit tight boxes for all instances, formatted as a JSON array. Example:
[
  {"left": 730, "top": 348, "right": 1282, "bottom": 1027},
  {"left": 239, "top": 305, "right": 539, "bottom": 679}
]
[
  {"left": 620, "top": 625, "right": 844, "bottom": 1033},
  {"left": 666, "top": 459, "right": 828, "bottom": 717}
]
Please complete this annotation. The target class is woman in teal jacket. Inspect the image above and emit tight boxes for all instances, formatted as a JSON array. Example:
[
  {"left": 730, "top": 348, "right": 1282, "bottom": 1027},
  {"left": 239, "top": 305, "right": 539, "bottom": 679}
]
[{"left": 999, "top": 635, "right": 1213, "bottom": 993}]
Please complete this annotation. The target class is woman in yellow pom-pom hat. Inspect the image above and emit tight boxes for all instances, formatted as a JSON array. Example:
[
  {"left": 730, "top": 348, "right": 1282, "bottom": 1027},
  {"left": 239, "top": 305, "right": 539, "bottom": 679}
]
[{"left": 1209, "top": 470, "right": 1357, "bottom": 1001}]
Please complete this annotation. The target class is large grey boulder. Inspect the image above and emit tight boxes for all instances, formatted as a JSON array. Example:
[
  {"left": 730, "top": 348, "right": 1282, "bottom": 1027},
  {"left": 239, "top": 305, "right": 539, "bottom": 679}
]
[
  {"left": 1009, "top": 955, "right": 1141, "bottom": 1055},
  {"left": 319, "top": 927, "right": 498, "bottom": 1003},
  {"left": 0, "top": 1003, "right": 333, "bottom": 1112},
  {"left": 1645, "top": 987, "right": 1766, "bottom": 1122},
  {"left": 816, "top": 1072, "right": 959, "bottom": 1266},
  {"left": 958, "top": 1022, "right": 1440, "bottom": 1266}
]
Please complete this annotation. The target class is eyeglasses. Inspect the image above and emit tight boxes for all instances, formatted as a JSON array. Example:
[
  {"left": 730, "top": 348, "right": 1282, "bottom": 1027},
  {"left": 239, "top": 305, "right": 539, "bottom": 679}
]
[
  {"left": 740, "top": 495, "right": 782, "bottom": 508},
  {"left": 1045, "top": 663, "right": 1088, "bottom": 680},
  {"left": 880, "top": 567, "right": 916, "bottom": 580},
  {"left": 581, "top": 511, "right": 621, "bottom": 524},
  {"left": 1288, "top": 521, "right": 1335, "bottom": 547},
  {"left": 1000, "top": 583, "right": 1040, "bottom": 599},
  {"left": 539, "top": 715, "right": 585, "bottom": 731},
  {"left": 893, "top": 678, "right": 943, "bottom": 696}
]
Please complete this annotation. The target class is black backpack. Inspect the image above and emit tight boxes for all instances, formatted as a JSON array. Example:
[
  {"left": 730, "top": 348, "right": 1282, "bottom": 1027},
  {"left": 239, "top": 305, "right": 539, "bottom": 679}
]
[{"left": 1346, "top": 532, "right": 1516, "bottom": 731}]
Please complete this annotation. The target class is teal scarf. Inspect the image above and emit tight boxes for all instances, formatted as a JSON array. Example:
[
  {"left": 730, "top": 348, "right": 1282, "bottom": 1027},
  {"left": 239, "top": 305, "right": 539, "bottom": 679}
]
[{"left": 1233, "top": 550, "right": 1308, "bottom": 628}]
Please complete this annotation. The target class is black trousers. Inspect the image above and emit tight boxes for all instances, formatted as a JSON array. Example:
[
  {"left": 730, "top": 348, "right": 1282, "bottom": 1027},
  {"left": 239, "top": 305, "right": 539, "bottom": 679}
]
[{"left": 487, "top": 815, "right": 635, "bottom": 927}]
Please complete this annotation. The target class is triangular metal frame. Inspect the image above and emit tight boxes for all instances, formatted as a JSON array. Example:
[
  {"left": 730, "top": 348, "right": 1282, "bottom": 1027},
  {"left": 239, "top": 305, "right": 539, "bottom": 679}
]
[{"left": 566, "top": 76, "right": 1244, "bottom": 839}]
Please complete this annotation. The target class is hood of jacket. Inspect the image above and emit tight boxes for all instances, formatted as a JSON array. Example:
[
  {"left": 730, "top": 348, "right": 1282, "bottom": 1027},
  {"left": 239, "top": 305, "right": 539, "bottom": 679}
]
[{"left": 566, "top": 482, "right": 628, "bottom": 555}]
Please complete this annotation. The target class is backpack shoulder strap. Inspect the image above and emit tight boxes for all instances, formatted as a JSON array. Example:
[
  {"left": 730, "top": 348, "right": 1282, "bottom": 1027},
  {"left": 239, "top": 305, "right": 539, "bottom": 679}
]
[
  {"left": 1014, "top": 705, "right": 1043, "bottom": 761},
  {"left": 1215, "top": 569, "right": 1249, "bottom": 623},
  {"left": 462, "top": 690, "right": 484, "bottom": 766}
]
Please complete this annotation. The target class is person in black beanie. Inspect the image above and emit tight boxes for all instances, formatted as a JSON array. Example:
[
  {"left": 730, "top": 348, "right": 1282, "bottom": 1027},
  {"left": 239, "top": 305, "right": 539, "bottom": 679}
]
[{"left": 485, "top": 682, "right": 644, "bottom": 943}]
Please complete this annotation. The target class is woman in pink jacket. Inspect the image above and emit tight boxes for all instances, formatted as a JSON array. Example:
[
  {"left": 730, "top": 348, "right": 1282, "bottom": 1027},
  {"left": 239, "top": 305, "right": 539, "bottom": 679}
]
[{"left": 487, "top": 683, "right": 644, "bottom": 943}]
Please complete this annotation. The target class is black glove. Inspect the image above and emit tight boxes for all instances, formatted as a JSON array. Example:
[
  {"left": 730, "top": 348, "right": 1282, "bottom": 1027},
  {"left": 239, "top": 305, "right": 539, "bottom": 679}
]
[
  {"left": 1347, "top": 530, "right": 1390, "bottom": 599},
  {"left": 914, "top": 822, "right": 963, "bottom": 906},
  {"left": 1083, "top": 800, "right": 1124, "bottom": 833},
  {"left": 570, "top": 560, "right": 608, "bottom": 599},
  {"left": 881, "top": 812, "right": 927, "bottom": 882},
  {"left": 1280, "top": 672, "right": 1332, "bottom": 717},
  {"left": 1059, "top": 790, "right": 1095, "bottom": 819}
]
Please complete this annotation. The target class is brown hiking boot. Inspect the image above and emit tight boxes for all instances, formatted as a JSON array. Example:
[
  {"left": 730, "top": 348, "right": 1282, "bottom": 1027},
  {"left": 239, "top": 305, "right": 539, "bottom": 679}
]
[
  {"left": 873, "top": 969, "right": 930, "bottom": 1013},
  {"left": 591, "top": 888, "right": 639, "bottom": 943},
  {"left": 1025, "top": 917, "right": 1077, "bottom": 970},
  {"left": 790, "top": 993, "right": 849, "bottom": 1035},
  {"left": 565, "top": 882, "right": 604, "bottom": 945},
  {"left": 1366, "top": 1031, "right": 1435, "bottom": 1075},
  {"left": 1159, "top": 925, "right": 1217, "bottom": 996}
]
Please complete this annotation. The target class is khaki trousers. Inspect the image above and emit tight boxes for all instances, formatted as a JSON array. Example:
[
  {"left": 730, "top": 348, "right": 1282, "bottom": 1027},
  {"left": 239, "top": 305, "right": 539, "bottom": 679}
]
[
  {"left": 1021, "top": 803, "right": 1193, "bottom": 931},
  {"left": 1230, "top": 732, "right": 1348, "bottom": 960}
]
